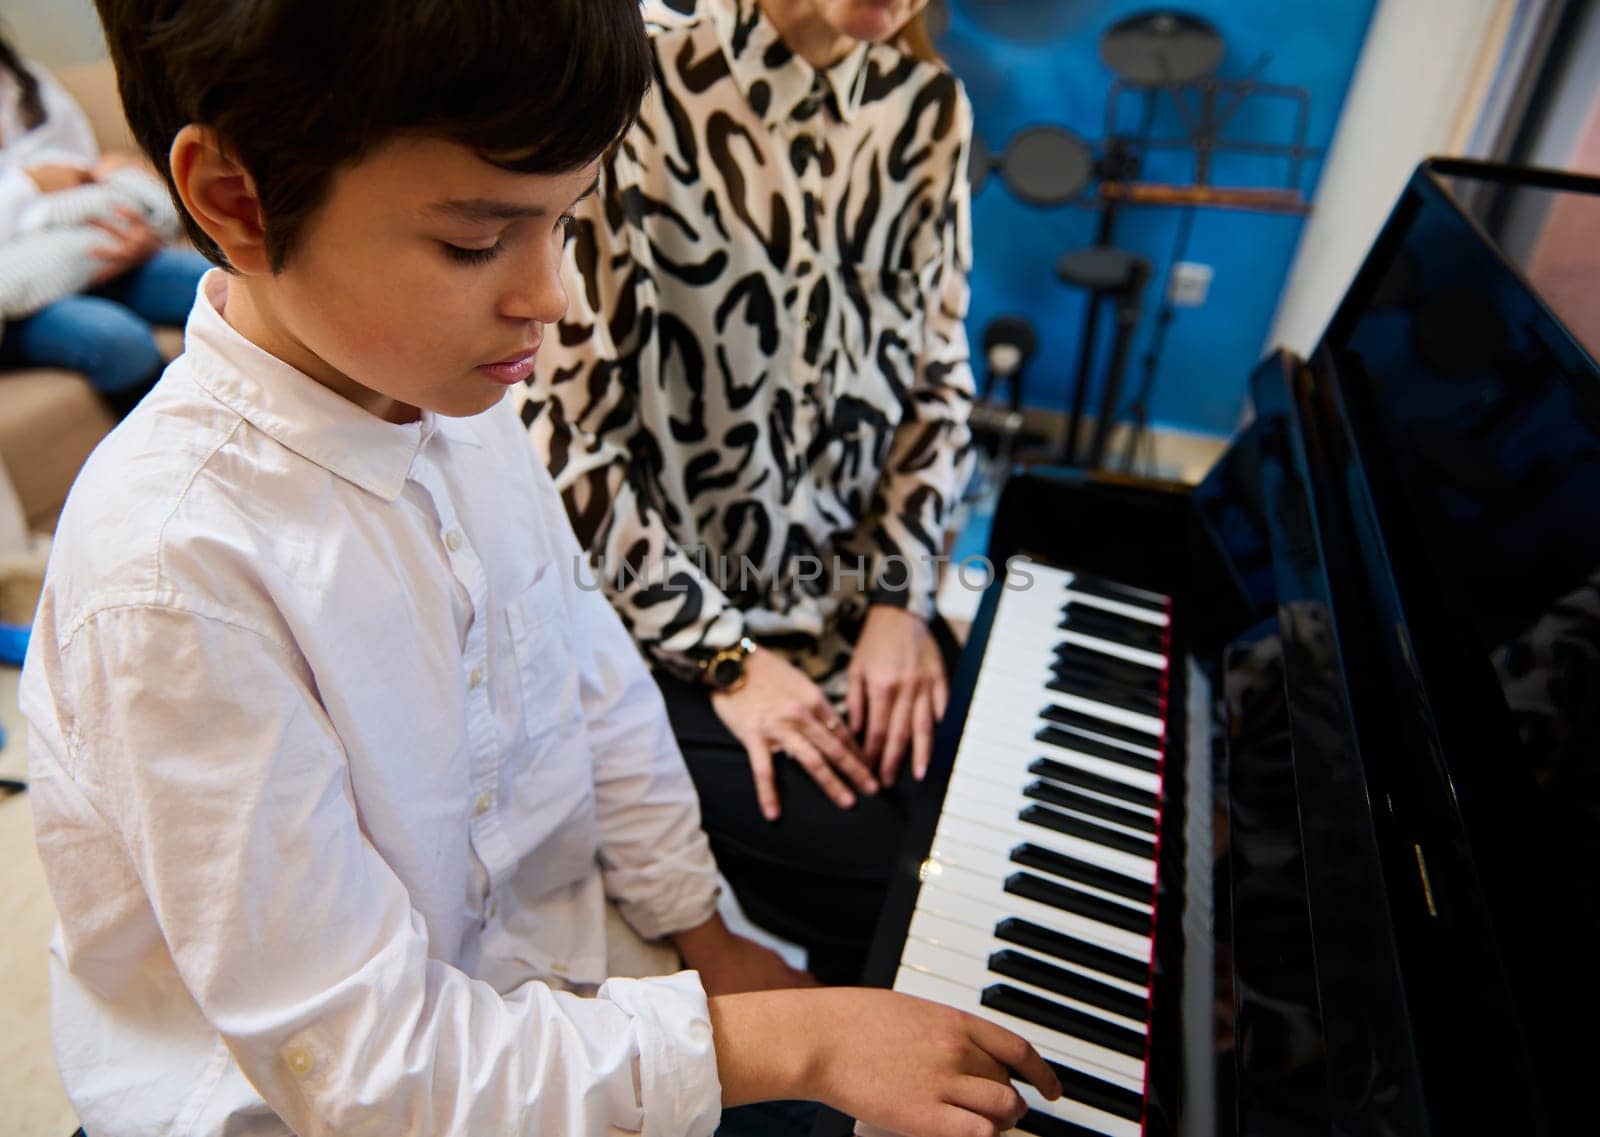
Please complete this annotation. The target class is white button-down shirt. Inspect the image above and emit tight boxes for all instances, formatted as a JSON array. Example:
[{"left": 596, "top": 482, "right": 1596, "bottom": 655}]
[{"left": 22, "top": 272, "right": 724, "bottom": 1137}]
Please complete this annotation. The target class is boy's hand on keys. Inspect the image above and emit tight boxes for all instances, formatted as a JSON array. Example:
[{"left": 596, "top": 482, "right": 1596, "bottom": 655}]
[{"left": 710, "top": 988, "right": 1062, "bottom": 1137}]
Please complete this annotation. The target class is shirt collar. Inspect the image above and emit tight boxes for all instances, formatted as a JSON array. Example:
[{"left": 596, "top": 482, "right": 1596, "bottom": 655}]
[
  {"left": 710, "top": 0, "right": 871, "bottom": 128},
  {"left": 182, "top": 271, "right": 480, "bottom": 502}
]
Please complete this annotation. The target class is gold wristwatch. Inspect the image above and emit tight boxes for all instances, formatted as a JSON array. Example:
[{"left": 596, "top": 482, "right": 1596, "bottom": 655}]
[{"left": 701, "top": 636, "right": 757, "bottom": 692}]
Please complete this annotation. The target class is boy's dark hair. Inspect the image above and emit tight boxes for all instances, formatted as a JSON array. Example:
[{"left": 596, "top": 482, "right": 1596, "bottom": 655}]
[{"left": 94, "top": 0, "right": 650, "bottom": 270}]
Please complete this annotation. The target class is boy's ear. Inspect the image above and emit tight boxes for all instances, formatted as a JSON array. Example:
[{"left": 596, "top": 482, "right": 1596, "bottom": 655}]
[{"left": 169, "top": 125, "right": 272, "bottom": 275}]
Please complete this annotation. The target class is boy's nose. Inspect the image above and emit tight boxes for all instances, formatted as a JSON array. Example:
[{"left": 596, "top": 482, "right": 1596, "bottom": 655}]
[{"left": 499, "top": 265, "right": 567, "bottom": 325}]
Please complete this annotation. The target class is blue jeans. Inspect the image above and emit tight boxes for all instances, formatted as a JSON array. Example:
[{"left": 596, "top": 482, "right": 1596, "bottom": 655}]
[{"left": 0, "top": 247, "right": 210, "bottom": 394}]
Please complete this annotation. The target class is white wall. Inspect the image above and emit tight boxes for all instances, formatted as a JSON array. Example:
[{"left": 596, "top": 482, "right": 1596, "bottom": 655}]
[
  {"left": 0, "top": 0, "right": 106, "bottom": 68},
  {"left": 1265, "top": 0, "right": 1511, "bottom": 359}
]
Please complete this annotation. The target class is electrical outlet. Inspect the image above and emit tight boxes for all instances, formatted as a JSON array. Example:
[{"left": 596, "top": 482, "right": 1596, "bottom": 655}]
[{"left": 1168, "top": 261, "right": 1213, "bottom": 308}]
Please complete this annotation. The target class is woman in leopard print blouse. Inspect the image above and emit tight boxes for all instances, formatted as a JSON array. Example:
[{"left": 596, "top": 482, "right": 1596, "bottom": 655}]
[{"left": 520, "top": 0, "right": 974, "bottom": 983}]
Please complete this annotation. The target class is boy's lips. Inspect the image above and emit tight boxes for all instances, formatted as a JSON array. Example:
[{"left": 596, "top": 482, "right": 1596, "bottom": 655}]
[{"left": 477, "top": 346, "right": 540, "bottom": 385}]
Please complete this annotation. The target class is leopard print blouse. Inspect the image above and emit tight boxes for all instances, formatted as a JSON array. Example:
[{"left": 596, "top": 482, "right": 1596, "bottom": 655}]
[{"left": 518, "top": 0, "right": 975, "bottom": 686}]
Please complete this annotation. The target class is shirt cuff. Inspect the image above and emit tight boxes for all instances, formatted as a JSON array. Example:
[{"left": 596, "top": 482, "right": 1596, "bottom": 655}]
[{"left": 598, "top": 972, "right": 723, "bottom": 1137}]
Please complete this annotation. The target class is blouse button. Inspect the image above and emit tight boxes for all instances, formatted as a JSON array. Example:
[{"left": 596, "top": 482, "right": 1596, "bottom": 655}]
[
  {"left": 473, "top": 791, "right": 494, "bottom": 816},
  {"left": 468, "top": 665, "right": 485, "bottom": 689},
  {"left": 284, "top": 1045, "right": 315, "bottom": 1077},
  {"left": 444, "top": 529, "right": 464, "bottom": 552}
]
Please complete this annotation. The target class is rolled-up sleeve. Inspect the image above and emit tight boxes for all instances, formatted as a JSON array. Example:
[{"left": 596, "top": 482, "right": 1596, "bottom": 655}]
[
  {"left": 866, "top": 83, "right": 978, "bottom": 619},
  {"left": 46, "top": 601, "right": 721, "bottom": 1137}
]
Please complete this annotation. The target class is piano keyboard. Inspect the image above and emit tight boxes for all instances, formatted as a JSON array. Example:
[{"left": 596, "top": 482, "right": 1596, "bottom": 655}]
[{"left": 863, "top": 561, "right": 1172, "bottom": 1137}]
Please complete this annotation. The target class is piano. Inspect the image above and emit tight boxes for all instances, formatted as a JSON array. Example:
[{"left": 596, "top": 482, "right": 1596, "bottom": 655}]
[{"left": 815, "top": 159, "right": 1600, "bottom": 1136}]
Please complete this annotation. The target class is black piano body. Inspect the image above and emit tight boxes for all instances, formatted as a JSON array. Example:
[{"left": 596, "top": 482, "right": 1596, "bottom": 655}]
[{"left": 817, "top": 159, "right": 1600, "bottom": 1136}]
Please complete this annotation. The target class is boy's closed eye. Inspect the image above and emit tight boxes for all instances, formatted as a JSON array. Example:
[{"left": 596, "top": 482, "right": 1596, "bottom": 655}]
[{"left": 439, "top": 212, "right": 577, "bottom": 265}]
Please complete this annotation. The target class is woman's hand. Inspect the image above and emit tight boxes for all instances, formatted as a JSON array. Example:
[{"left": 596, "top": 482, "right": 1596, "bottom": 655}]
[
  {"left": 847, "top": 606, "right": 950, "bottom": 787},
  {"left": 24, "top": 162, "right": 93, "bottom": 194},
  {"left": 88, "top": 205, "right": 164, "bottom": 284},
  {"left": 711, "top": 647, "right": 878, "bottom": 821}
]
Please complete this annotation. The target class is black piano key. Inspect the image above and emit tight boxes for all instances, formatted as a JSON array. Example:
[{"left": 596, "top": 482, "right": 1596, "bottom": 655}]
[
  {"left": 1036, "top": 726, "right": 1161, "bottom": 775},
  {"left": 1021, "top": 804, "right": 1158, "bottom": 859},
  {"left": 1059, "top": 605, "right": 1166, "bottom": 653},
  {"left": 990, "top": 949, "right": 1149, "bottom": 1024},
  {"left": 1010, "top": 842, "right": 1153, "bottom": 904},
  {"left": 995, "top": 917, "right": 1151, "bottom": 986},
  {"left": 1042, "top": 703, "right": 1164, "bottom": 750},
  {"left": 1028, "top": 758, "right": 1160, "bottom": 809},
  {"left": 1005, "top": 871, "right": 1152, "bottom": 937},
  {"left": 1014, "top": 1109, "right": 1109, "bottom": 1137},
  {"left": 1048, "top": 668, "right": 1164, "bottom": 716},
  {"left": 1053, "top": 644, "right": 1164, "bottom": 692},
  {"left": 981, "top": 983, "right": 1147, "bottom": 1059},
  {"left": 1066, "top": 571, "right": 1169, "bottom": 608},
  {"left": 1023, "top": 779, "right": 1157, "bottom": 834},
  {"left": 1043, "top": 1059, "right": 1146, "bottom": 1123}
]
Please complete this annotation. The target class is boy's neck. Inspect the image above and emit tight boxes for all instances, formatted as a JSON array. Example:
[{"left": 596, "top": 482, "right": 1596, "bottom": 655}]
[
  {"left": 757, "top": 0, "right": 854, "bottom": 70},
  {"left": 217, "top": 275, "right": 421, "bottom": 425}
]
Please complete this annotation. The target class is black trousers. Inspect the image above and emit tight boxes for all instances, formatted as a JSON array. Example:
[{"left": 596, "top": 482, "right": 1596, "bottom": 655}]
[{"left": 656, "top": 620, "right": 960, "bottom": 986}]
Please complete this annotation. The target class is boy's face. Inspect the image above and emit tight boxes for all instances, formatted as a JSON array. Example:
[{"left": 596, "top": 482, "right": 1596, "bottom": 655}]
[{"left": 238, "top": 136, "right": 597, "bottom": 423}]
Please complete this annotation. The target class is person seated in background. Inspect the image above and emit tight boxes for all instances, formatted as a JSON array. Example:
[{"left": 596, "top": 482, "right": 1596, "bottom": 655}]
[
  {"left": 519, "top": 0, "right": 978, "bottom": 986},
  {"left": 23, "top": 1, "right": 1059, "bottom": 1135},
  {"left": 0, "top": 33, "right": 208, "bottom": 416}
]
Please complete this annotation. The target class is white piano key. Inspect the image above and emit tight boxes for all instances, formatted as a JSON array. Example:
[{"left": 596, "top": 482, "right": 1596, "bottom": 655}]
[
  {"left": 915, "top": 875, "right": 1154, "bottom": 963},
  {"left": 905, "top": 909, "right": 1150, "bottom": 998},
  {"left": 959, "top": 684, "right": 1166, "bottom": 738},
  {"left": 948, "top": 734, "right": 1163, "bottom": 797},
  {"left": 893, "top": 967, "right": 1146, "bottom": 1092},
  {"left": 1056, "top": 629, "right": 1168, "bottom": 670},
  {"left": 928, "top": 830, "right": 1153, "bottom": 915},
  {"left": 1060, "top": 587, "right": 1170, "bottom": 626},
  {"left": 950, "top": 761, "right": 1160, "bottom": 820},
  {"left": 901, "top": 938, "right": 1147, "bottom": 1039},
  {"left": 935, "top": 808, "right": 1157, "bottom": 884},
  {"left": 1012, "top": 1078, "right": 1144, "bottom": 1137},
  {"left": 946, "top": 767, "right": 1160, "bottom": 846}
]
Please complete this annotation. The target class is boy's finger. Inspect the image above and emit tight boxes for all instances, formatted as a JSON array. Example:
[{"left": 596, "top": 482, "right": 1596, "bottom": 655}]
[
  {"left": 946, "top": 1076, "right": 1027, "bottom": 1130},
  {"left": 966, "top": 1019, "right": 1061, "bottom": 1100}
]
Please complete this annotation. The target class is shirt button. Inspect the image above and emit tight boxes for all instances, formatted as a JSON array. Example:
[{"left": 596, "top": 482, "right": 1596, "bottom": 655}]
[
  {"left": 468, "top": 665, "right": 485, "bottom": 689},
  {"left": 444, "top": 529, "right": 464, "bottom": 552},
  {"left": 473, "top": 791, "right": 494, "bottom": 816},
  {"left": 284, "top": 1045, "right": 315, "bottom": 1077}
]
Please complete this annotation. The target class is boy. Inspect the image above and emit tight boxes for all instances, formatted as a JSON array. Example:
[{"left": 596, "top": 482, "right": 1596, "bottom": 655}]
[{"left": 22, "top": 2, "right": 1060, "bottom": 1135}]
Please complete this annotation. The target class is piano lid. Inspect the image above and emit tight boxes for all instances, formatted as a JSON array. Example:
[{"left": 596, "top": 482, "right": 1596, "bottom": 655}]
[{"left": 1190, "top": 159, "right": 1600, "bottom": 1134}]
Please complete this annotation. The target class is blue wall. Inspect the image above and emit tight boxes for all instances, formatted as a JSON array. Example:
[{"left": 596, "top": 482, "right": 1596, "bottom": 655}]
[{"left": 938, "top": 0, "right": 1377, "bottom": 436}]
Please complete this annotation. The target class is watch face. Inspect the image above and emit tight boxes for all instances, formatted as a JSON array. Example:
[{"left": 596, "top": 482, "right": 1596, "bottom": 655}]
[{"left": 709, "top": 655, "right": 744, "bottom": 689}]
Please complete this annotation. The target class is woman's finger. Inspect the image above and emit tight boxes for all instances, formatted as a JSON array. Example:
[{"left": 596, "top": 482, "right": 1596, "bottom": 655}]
[
  {"left": 879, "top": 682, "right": 915, "bottom": 788},
  {"left": 798, "top": 716, "right": 878, "bottom": 796},
  {"left": 743, "top": 739, "right": 781, "bottom": 822},
  {"left": 911, "top": 688, "right": 935, "bottom": 781},
  {"left": 782, "top": 730, "right": 856, "bottom": 809}
]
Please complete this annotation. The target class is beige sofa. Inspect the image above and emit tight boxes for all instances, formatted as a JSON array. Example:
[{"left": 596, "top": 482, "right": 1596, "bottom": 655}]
[{"left": 0, "top": 60, "right": 184, "bottom": 533}]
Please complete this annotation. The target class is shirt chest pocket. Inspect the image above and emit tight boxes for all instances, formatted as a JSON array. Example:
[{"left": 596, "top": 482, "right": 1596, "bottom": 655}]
[
  {"left": 503, "top": 570, "right": 598, "bottom": 896},
  {"left": 838, "top": 265, "right": 928, "bottom": 406}
]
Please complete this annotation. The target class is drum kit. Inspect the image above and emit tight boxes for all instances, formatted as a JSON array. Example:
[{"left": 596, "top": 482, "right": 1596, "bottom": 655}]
[{"left": 964, "top": 7, "right": 1318, "bottom": 473}]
